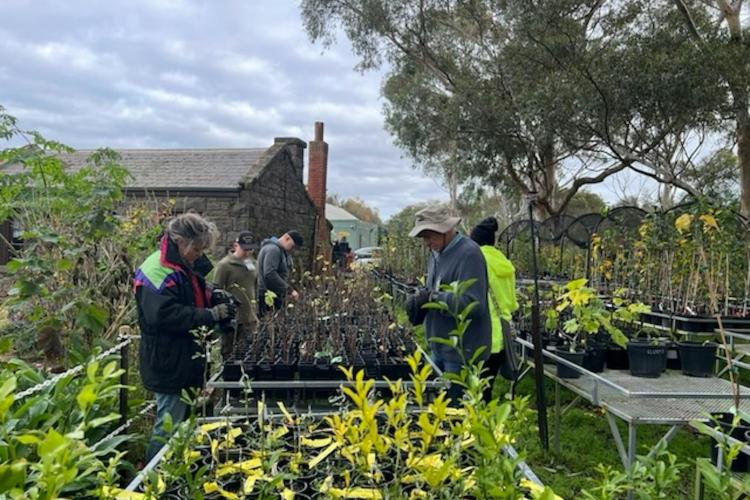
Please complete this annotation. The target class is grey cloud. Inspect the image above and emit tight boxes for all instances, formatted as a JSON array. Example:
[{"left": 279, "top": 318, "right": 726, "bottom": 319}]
[{"left": 0, "top": 0, "right": 448, "bottom": 218}]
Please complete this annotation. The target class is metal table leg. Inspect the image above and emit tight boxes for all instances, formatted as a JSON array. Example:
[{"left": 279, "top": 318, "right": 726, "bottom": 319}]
[
  {"left": 554, "top": 380, "right": 561, "bottom": 455},
  {"left": 606, "top": 412, "right": 629, "bottom": 468}
]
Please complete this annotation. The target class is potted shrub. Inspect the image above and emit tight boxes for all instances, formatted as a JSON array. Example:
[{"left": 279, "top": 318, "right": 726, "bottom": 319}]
[
  {"left": 677, "top": 336, "right": 717, "bottom": 377},
  {"left": 546, "top": 278, "right": 628, "bottom": 378}
]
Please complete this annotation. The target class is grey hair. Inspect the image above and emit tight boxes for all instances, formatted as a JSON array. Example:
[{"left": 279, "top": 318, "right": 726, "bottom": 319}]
[{"left": 166, "top": 213, "right": 219, "bottom": 251}]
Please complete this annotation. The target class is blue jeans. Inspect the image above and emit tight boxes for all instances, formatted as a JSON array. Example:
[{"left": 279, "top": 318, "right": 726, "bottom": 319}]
[
  {"left": 145, "top": 392, "right": 189, "bottom": 462},
  {"left": 431, "top": 349, "right": 465, "bottom": 406}
]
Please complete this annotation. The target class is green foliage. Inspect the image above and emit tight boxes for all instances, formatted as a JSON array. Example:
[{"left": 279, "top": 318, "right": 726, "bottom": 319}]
[
  {"left": 0, "top": 106, "right": 160, "bottom": 359},
  {"left": 0, "top": 354, "right": 130, "bottom": 498},
  {"left": 301, "top": 0, "right": 735, "bottom": 216},
  {"left": 546, "top": 278, "right": 634, "bottom": 350}
]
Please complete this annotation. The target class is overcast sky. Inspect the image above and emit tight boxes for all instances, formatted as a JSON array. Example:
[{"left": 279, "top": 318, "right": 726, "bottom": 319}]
[{"left": 0, "top": 0, "right": 455, "bottom": 219}]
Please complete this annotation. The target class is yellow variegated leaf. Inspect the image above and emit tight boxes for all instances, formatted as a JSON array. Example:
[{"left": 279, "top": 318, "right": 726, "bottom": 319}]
[
  {"left": 271, "top": 426, "right": 289, "bottom": 440},
  {"left": 301, "top": 436, "right": 333, "bottom": 448},
  {"left": 204, "top": 482, "right": 220, "bottom": 493},
  {"left": 327, "top": 487, "right": 383, "bottom": 499},
  {"left": 101, "top": 487, "right": 146, "bottom": 499},
  {"left": 308, "top": 442, "right": 339, "bottom": 469},
  {"left": 199, "top": 422, "right": 228, "bottom": 434},
  {"left": 281, "top": 488, "right": 295, "bottom": 500},
  {"left": 277, "top": 401, "right": 295, "bottom": 424},
  {"left": 520, "top": 479, "right": 564, "bottom": 500},
  {"left": 243, "top": 476, "right": 257, "bottom": 495},
  {"left": 675, "top": 213, "right": 693, "bottom": 233},
  {"left": 408, "top": 489, "right": 428, "bottom": 499},
  {"left": 700, "top": 213, "right": 719, "bottom": 231}
]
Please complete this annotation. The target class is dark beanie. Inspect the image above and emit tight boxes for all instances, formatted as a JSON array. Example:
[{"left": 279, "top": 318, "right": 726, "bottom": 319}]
[
  {"left": 287, "top": 230, "right": 304, "bottom": 247},
  {"left": 470, "top": 217, "right": 499, "bottom": 247}
]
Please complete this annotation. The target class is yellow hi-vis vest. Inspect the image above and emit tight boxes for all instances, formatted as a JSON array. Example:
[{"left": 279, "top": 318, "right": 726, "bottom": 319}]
[{"left": 481, "top": 245, "right": 518, "bottom": 353}]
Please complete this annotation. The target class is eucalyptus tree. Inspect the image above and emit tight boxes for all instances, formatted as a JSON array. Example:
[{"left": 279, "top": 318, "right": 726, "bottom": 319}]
[{"left": 301, "top": 0, "right": 729, "bottom": 215}]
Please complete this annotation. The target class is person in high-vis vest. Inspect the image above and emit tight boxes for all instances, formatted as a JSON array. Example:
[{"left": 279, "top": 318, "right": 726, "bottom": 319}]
[{"left": 470, "top": 217, "right": 519, "bottom": 402}]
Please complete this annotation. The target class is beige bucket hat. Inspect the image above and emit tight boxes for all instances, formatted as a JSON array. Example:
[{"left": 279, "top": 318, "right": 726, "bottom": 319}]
[{"left": 408, "top": 205, "right": 462, "bottom": 237}]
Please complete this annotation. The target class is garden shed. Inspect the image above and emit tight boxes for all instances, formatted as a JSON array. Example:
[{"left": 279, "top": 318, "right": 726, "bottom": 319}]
[{"left": 326, "top": 203, "right": 379, "bottom": 250}]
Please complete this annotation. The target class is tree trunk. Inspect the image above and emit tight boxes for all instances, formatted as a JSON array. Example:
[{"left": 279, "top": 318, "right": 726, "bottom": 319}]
[
  {"left": 719, "top": 1, "right": 749, "bottom": 218},
  {"left": 738, "top": 114, "right": 750, "bottom": 219}
]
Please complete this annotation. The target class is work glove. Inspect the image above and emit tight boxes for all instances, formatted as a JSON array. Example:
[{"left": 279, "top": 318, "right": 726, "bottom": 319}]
[
  {"left": 210, "top": 288, "right": 234, "bottom": 307},
  {"left": 405, "top": 288, "right": 431, "bottom": 325},
  {"left": 209, "top": 302, "right": 237, "bottom": 322}
]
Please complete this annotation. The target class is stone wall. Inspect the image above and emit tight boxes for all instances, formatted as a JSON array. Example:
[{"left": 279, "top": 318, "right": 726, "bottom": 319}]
[
  {"left": 245, "top": 147, "right": 318, "bottom": 271},
  {"left": 122, "top": 144, "right": 318, "bottom": 271}
]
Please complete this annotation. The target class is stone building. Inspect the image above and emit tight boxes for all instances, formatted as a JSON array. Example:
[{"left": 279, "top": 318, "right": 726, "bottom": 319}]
[{"left": 0, "top": 123, "right": 331, "bottom": 270}]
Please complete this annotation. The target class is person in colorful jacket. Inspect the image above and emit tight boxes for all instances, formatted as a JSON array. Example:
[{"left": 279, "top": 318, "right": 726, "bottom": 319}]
[
  {"left": 135, "top": 213, "right": 236, "bottom": 461},
  {"left": 213, "top": 231, "right": 258, "bottom": 359},
  {"left": 470, "top": 216, "right": 519, "bottom": 402}
]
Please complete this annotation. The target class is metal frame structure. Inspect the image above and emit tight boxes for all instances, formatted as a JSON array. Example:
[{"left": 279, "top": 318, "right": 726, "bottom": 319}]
[
  {"left": 717, "top": 329, "right": 750, "bottom": 375},
  {"left": 515, "top": 337, "right": 750, "bottom": 469}
]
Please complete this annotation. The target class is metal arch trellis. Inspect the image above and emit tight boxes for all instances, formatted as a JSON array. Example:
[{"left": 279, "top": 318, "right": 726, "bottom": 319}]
[
  {"left": 589, "top": 207, "right": 647, "bottom": 291},
  {"left": 498, "top": 215, "right": 586, "bottom": 279}
]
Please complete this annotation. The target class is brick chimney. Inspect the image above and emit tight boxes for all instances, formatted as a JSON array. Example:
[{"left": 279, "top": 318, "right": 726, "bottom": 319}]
[{"left": 307, "top": 122, "right": 330, "bottom": 265}]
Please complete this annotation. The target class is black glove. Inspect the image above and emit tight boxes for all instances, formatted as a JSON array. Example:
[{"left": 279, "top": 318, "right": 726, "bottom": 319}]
[
  {"left": 210, "top": 288, "right": 234, "bottom": 307},
  {"left": 209, "top": 303, "right": 236, "bottom": 322},
  {"left": 405, "top": 288, "right": 431, "bottom": 325}
]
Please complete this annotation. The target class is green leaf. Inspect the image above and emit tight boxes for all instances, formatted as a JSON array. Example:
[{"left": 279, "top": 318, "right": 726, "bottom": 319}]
[
  {"left": 0, "top": 461, "right": 26, "bottom": 492},
  {"left": 76, "top": 303, "right": 109, "bottom": 333},
  {"left": 0, "top": 377, "right": 17, "bottom": 401},
  {"left": 15, "top": 434, "right": 40, "bottom": 445},
  {"left": 55, "top": 258, "right": 73, "bottom": 271},
  {"left": 0, "top": 337, "right": 12, "bottom": 355},
  {"left": 76, "top": 384, "right": 96, "bottom": 413},
  {"left": 37, "top": 428, "right": 67, "bottom": 458}
]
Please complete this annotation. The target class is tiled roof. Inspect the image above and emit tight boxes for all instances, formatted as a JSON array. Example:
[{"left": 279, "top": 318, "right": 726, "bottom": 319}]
[
  {"left": 1, "top": 147, "right": 271, "bottom": 190},
  {"left": 74, "top": 148, "right": 268, "bottom": 189}
]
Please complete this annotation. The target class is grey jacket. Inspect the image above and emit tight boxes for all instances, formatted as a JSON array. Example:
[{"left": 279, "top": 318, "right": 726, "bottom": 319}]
[
  {"left": 425, "top": 234, "right": 491, "bottom": 365},
  {"left": 257, "top": 237, "right": 292, "bottom": 298}
]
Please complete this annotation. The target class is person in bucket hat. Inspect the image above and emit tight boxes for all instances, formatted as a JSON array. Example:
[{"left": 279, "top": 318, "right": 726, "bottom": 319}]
[
  {"left": 213, "top": 231, "right": 259, "bottom": 359},
  {"left": 405, "top": 205, "right": 492, "bottom": 406}
]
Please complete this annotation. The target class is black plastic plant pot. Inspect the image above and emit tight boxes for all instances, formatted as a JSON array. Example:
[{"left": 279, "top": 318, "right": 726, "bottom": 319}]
[
  {"left": 298, "top": 361, "right": 316, "bottom": 380},
  {"left": 674, "top": 315, "right": 717, "bottom": 333},
  {"left": 272, "top": 363, "right": 295, "bottom": 380},
  {"left": 582, "top": 344, "right": 606, "bottom": 373},
  {"left": 255, "top": 362, "right": 273, "bottom": 381},
  {"left": 222, "top": 363, "right": 242, "bottom": 382},
  {"left": 678, "top": 342, "right": 717, "bottom": 377},
  {"left": 555, "top": 348, "right": 586, "bottom": 379},
  {"left": 314, "top": 363, "right": 332, "bottom": 380},
  {"left": 605, "top": 344, "right": 629, "bottom": 370},
  {"left": 665, "top": 341, "right": 681, "bottom": 370},
  {"left": 721, "top": 316, "right": 750, "bottom": 330},
  {"left": 627, "top": 342, "right": 667, "bottom": 378},
  {"left": 709, "top": 413, "right": 750, "bottom": 472}
]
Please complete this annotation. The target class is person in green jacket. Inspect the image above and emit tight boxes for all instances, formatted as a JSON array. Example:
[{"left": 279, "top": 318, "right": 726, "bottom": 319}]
[
  {"left": 213, "top": 231, "right": 259, "bottom": 359},
  {"left": 470, "top": 217, "right": 519, "bottom": 402}
]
